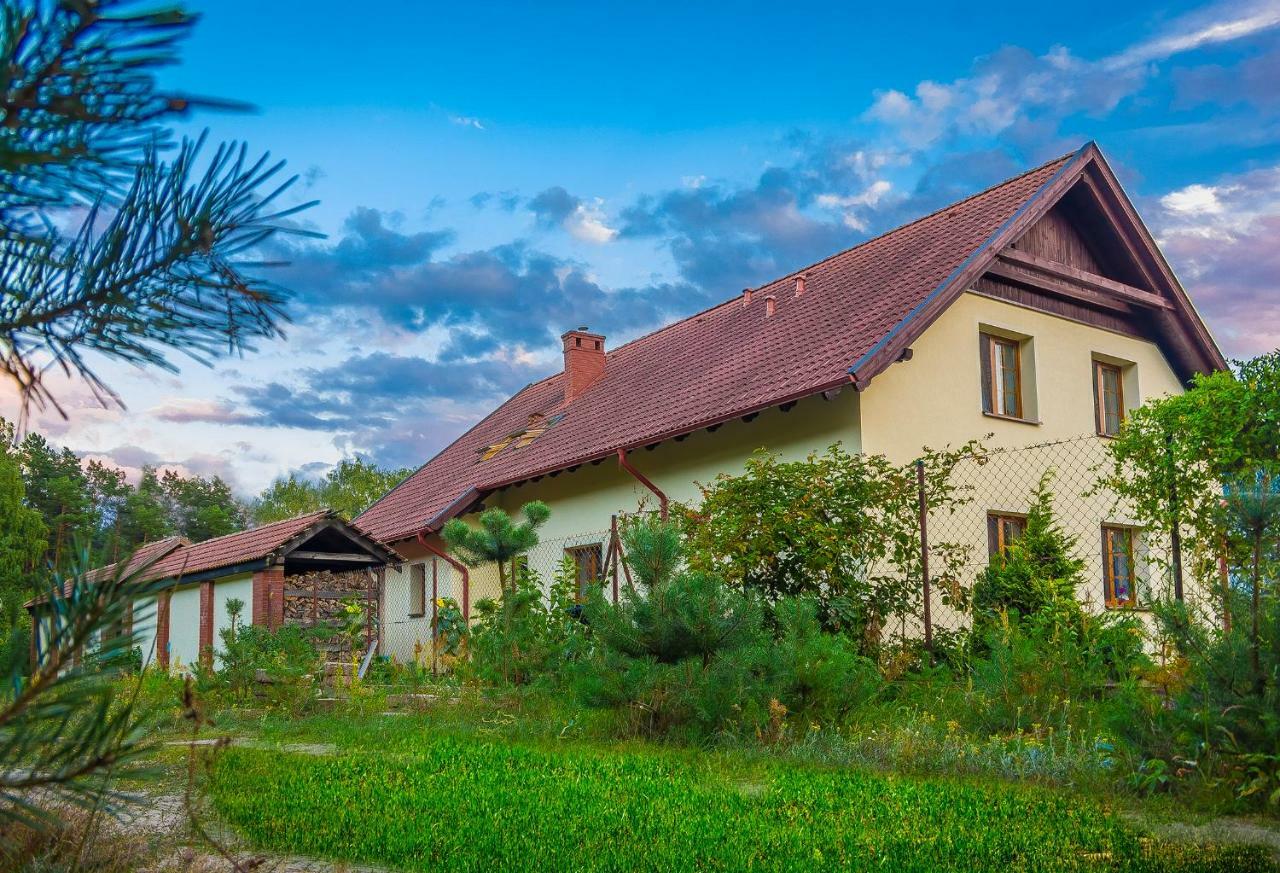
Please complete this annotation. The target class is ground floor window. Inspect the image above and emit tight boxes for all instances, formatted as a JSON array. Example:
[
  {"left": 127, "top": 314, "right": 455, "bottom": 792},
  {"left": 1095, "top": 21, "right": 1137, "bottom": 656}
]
[
  {"left": 565, "top": 544, "right": 603, "bottom": 601},
  {"left": 409, "top": 563, "right": 426, "bottom": 617},
  {"left": 987, "top": 512, "right": 1027, "bottom": 558},
  {"left": 1102, "top": 525, "right": 1137, "bottom": 608}
]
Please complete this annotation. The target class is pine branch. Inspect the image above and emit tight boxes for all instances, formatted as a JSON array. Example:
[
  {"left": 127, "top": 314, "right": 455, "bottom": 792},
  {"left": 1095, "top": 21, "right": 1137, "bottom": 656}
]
[{"left": 0, "top": 134, "right": 320, "bottom": 415}]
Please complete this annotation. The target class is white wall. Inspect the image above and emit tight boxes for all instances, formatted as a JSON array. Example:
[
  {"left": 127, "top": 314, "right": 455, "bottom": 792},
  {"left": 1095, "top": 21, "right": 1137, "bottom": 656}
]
[
  {"left": 212, "top": 574, "right": 253, "bottom": 666},
  {"left": 382, "top": 558, "right": 462, "bottom": 664},
  {"left": 167, "top": 584, "right": 201, "bottom": 672}
]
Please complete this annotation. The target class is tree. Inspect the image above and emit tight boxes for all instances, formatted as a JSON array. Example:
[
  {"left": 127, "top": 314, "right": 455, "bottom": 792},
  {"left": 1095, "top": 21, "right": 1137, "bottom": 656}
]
[
  {"left": 442, "top": 502, "right": 550, "bottom": 594},
  {"left": 16, "top": 430, "right": 93, "bottom": 568},
  {"left": 254, "top": 457, "right": 412, "bottom": 524},
  {"left": 0, "top": 0, "right": 308, "bottom": 830},
  {"left": 160, "top": 468, "right": 243, "bottom": 541},
  {"left": 972, "top": 475, "right": 1085, "bottom": 622},
  {"left": 0, "top": 441, "right": 46, "bottom": 675},
  {"left": 0, "top": 1, "right": 317, "bottom": 415},
  {"left": 1104, "top": 351, "right": 1280, "bottom": 680},
  {"left": 683, "top": 442, "right": 980, "bottom": 650}
]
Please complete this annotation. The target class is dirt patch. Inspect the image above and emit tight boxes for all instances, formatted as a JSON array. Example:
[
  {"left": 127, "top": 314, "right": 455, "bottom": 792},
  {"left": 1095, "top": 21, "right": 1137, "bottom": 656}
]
[{"left": 1125, "top": 812, "right": 1280, "bottom": 862}]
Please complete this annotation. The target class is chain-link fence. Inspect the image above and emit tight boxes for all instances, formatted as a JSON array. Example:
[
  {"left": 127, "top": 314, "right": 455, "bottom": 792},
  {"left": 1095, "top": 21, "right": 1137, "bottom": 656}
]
[
  {"left": 375, "top": 433, "right": 1208, "bottom": 667},
  {"left": 918, "top": 432, "right": 1192, "bottom": 648}
]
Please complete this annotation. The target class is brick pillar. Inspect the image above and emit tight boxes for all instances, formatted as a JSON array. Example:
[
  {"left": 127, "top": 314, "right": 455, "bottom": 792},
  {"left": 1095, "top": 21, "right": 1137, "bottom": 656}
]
[
  {"left": 199, "top": 580, "right": 215, "bottom": 669},
  {"left": 252, "top": 565, "right": 285, "bottom": 628},
  {"left": 156, "top": 591, "right": 171, "bottom": 671},
  {"left": 269, "top": 567, "right": 285, "bottom": 630}
]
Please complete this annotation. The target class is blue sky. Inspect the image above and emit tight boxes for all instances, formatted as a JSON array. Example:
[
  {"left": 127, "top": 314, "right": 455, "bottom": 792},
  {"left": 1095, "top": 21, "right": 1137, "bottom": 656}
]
[{"left": 6, "top": 0, "right": 1279, "bottom": 494}]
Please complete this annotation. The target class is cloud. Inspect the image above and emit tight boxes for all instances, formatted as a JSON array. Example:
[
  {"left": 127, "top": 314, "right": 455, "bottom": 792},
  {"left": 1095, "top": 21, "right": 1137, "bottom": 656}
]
[
  {"left": 1105, "top": 1, "right": 1280, "bottom": 69},
  {"left": 1155, "top": 165, "right": 1280, "bottom": 358},
  {"left": 448, "top": 113, "right": 486, "bottom": 130},
  {"left": 527, "top": 186, "right": 618, "bottom": 243}
]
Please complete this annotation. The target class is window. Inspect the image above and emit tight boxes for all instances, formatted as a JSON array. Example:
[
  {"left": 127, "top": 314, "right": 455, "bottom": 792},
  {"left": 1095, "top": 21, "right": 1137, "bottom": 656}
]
[
  {"left": 987, "top": 513, "right": 1027, "bottom": 558},
  {"left": 565, "top": 544, "right": 603, "bottom": 601},
  {"left": 1102, "top": 526, "right": 1137, "bottom": 608},
  {"left": 980, "top": 332, "right": 1023, "bottom": 418},
  {"left": 409, "top": 563, "right": 426, "bottom": 617},
  {"left": 1094, "top": 360, "right": 1125, "bottom": 437}
]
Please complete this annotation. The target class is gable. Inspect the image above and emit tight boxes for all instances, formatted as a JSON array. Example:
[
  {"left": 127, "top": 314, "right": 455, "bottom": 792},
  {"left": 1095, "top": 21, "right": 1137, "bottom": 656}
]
[{"left": 1012, "top": 205, "right": 1105, "bottom": 274}]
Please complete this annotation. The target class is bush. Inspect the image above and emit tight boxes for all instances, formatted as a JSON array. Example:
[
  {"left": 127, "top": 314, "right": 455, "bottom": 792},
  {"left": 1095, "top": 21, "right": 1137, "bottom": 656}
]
[
  {"left": 574, "top": 518, "right": 772, "bottom": 738},
  {"left": 1151, "top": 594, "right": 1280, "bottom": 809},
  {"left": 972, "top": 475, "right": 1085, "bottom": 625},
  {"left": 464, "top": 557, "right": 585, "bottom": 688},
  {"left": 202, "top": 600, "right": 320, "bottom": 710},
  {"left": 767, "top": 597, "right": 880, "bottom": 724}
]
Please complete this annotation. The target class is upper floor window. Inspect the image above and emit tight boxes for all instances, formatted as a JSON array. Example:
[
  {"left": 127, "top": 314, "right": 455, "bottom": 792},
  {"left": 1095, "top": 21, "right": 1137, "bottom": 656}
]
[
  {"left": 1101, "top": 525, "right": 1137, "bottom": 609},
  {"left": 980, "top": 332, "right": 1024, "bottom": 419},
  {"left": 1094, "top": 360, "right": 1125, "bottom": 437}
]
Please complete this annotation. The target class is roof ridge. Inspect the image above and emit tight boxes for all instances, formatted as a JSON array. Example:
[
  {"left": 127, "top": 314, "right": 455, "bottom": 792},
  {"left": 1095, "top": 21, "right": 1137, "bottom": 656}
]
[{"left": 181, "top": 508, "right": 332, "bottom": 550}]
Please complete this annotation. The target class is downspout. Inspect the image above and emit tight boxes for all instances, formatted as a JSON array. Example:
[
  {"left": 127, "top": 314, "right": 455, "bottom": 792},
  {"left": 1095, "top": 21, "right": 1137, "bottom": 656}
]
[
  {"left": 417, "top": 531, "right": 470, "bottom": 623},
  {"left": 617, "top": 448, "right": 668, "bottom": 521}
]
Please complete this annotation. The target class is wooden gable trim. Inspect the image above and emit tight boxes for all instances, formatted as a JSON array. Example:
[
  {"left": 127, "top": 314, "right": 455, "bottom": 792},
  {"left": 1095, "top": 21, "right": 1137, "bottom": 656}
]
[
  {"left": 996, "top": 248, "right": 1172, "bottom": 311},
  {"left": 276, "top": 516, "right": 400, "bottom": 565},
  {"left": 848, "top": 143, "right": 1226, "bottom": 391},
  {"left": 848, "top": 144, "right": 1094, "bottom": 389}
]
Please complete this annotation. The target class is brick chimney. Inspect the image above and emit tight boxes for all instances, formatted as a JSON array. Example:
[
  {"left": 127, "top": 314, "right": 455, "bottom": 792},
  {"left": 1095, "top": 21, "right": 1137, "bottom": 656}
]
[{"left": 561, "top": 326, "right": 605, "bottom": 404}]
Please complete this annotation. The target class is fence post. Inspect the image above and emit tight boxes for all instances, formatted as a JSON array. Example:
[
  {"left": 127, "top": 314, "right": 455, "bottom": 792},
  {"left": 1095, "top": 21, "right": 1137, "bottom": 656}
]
[
  {"left": 1165, "top": 432, "right": 1184, "bottom": 601},
  {"left": 431, "top": 558, "right": 439, "bottom": 676},
  {"left": 917, "top": 459, "right": 932, "bottom": 659},
  {"left": 610, "top": 514, "right": 620, "bottom": 604}
]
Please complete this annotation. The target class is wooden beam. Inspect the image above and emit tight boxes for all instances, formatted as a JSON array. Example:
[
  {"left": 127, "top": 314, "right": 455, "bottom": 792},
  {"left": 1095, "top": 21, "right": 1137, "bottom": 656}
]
[
  {"left": 287, "top": 550, "right": 380, "bottom": 563},
  {"left": 1000, "top": 248, "right": 1172, "bottom": 310},
  {"left": 985, "top": 260, "right": 1134, "bottom": 315}
]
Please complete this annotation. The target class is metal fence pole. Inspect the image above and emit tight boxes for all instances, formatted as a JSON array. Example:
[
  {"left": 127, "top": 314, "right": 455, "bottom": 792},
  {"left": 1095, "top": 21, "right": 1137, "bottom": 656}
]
[
  {"left": 916, "top": 459, "right": 932, "bottom": 658},
  {"left": 1165, "top": 431, "right": 1185, "bottom": 601}
]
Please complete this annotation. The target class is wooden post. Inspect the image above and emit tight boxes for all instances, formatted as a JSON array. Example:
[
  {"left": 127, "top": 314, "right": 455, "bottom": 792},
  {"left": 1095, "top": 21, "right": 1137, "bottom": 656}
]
[
  {"left": 1166, "top": 432, "right": 1184, "bottom": 601},
  {"left": 198, "top": 580, "right": 215, "bottom": 670},
  {"left": 156, "top": 591, "right": 171, "bottom": 671},
  {"left": 431, "top": 558, "right": 439, "bottom": 677},
  {"left": 610, "top": 514, "right": 620, "bottom": 604},
  {"left": 310, "top": 573, "right": 318, "bottom": 627},
  {"left": 917, "top": 459, "right": 932, "bottom": 659}
]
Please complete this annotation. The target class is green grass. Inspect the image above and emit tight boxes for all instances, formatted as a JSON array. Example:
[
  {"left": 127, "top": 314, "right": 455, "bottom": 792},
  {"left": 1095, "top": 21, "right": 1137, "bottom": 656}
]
[{"left": 208, "top": 731, "right": 1275, "bottom": 872}]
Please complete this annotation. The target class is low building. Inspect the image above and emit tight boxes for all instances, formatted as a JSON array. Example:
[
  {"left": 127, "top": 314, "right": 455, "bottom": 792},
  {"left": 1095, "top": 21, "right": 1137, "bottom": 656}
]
[
  {"left": 355, "top": 142, "right": 1227, "bottom": 663},
  {"left": 29, "top": 510, "right": 399, "bottom": 672}
]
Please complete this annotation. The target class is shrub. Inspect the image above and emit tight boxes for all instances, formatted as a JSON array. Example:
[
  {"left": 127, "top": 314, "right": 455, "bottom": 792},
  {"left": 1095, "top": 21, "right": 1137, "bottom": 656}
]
[
  {"left": 972, "top": 475, "right": 1085, "bottom": 624},
  {"left": 767, "top": 597, "right": 880, "bottom": 724},
  {"left": 1151, "top": 594, "right": 1280, "bottom": 809},
  {"left": 464, "top": 557, "right": 584, "bottom": 688},
  {"left": 203, "top": 600, "right": 320, "bottom": 709},
  {"left": 575, "top": 518, "right": 771, "bottom": 737}
]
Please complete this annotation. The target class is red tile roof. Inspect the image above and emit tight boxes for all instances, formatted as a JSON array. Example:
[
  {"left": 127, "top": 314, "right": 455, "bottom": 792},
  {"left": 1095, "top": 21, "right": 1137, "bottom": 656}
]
[
  {"left": 86, "top": 536, "right": 188, "bottom": 583},
  {"left": 139, "top": 510, "right": 335, "bottom": 582},
  {"left": 356, "top": 151, "right": 1079, "bottom": 545}
]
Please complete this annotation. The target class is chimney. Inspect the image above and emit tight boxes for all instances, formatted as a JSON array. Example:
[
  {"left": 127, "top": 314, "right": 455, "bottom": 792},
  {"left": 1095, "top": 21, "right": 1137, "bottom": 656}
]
[
  {"left": 794, "top": 274, "right": 806, "bottom": 297},
  {"left": 561, "top": 326, "right": 606, "bottom": 404},
  {"left": 742, "top": 288, "right": 753, "bottom": 307},
  {"left": 765, "top": 295, "right": 777, "bottom": 317}
]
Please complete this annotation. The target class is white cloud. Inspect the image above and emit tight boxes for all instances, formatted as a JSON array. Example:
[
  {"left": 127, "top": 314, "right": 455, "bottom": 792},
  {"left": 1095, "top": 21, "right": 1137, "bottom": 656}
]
[
  {"left": 1160, "top": 183, "right": 1230, "bottom": 216},
  {"left": 448, "top": 114, "right": 486, "bottom": 130},
  {"left": 1105, "top": 1, "right": 1280, "bottom": 69},
  {"left": 565, "top": 200, "right": 618, "bottom": 244}
]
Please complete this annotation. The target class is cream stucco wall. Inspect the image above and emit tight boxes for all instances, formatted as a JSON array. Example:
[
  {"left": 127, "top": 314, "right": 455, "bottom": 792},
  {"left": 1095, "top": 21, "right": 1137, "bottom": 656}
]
[
  {"left": 859, "top": 291, "right": 1184, "bottom": 458},
  {"left": 162, "top": 572, "right": 253, "bottom": 672},
  {"left": 167, "top": 584, "right": 201, "bottom": 672},
  {"left": 860, "top": 291, "right": 1191, "bottom": 620}
]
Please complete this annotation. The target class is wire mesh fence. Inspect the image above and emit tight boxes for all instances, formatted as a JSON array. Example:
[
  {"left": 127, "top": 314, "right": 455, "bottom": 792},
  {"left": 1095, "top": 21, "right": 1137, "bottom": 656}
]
[
  {"left": 375, "top": 432, "right": 1205, "bottom": 667},
  {"left": 919, "top": 432, "right": 1186, "bottom": 645}
]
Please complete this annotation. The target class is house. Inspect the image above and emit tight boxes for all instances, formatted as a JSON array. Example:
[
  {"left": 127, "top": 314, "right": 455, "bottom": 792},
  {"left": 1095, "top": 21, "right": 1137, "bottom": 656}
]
[
  {"left": 28, "top": 510, "right": 399, "bottom": 672},
  {"left": 355, "top": 142, "right": 1226, "bottom": 663}
]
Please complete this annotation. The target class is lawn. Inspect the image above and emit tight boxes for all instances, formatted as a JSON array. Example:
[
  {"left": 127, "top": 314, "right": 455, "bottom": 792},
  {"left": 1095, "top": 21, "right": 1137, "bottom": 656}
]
[{"left": 207, "top": 724, "right": 1275, "bottom": 872}]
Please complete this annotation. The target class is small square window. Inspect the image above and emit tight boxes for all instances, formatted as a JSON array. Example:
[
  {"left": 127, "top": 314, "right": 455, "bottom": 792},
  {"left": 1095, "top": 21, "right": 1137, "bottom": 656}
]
[
  {"left": 987, "top": 513, "right": 1027, "bottom": 558},
  {"left": 565, "top": 544, "right": 604, "bottom": 601},
  {"left": 980, "top": 332, "right": 1024, "bottom": 418},
  {"left": 1102, "top": 525, "right": 1138, "bottom": 608},
  {"left": 1094, "top": 360, "right": 1125, "bottom": 437}
]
